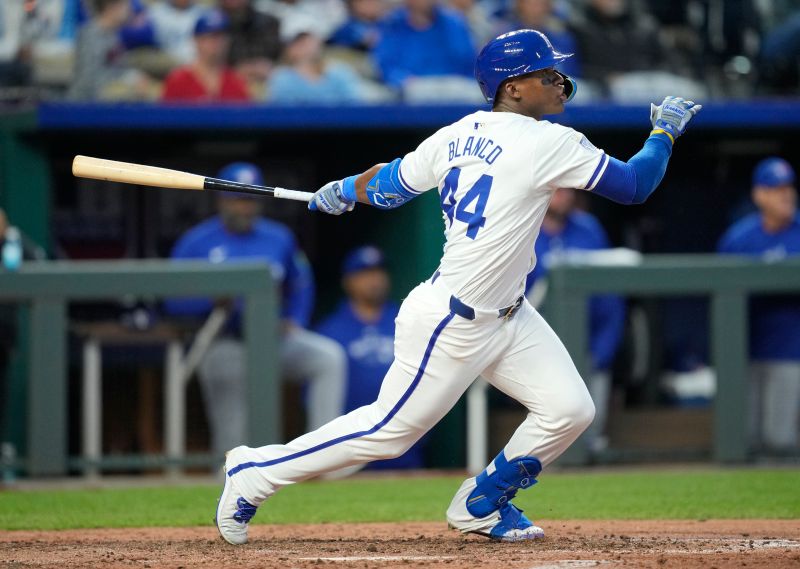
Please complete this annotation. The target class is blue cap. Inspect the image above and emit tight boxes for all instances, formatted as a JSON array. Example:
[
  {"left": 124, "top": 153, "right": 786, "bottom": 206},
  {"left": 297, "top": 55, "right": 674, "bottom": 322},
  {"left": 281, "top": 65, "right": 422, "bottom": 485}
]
[
  {"left": 194, "top": 9, "right": 228, "bottom": 36},
  {"left": 217, "top": 162, "right": 264, "bottom": 199},
  {"left": 342, "top": 246, "right": 385, "bottom": 276},
  {"left": 752, "top": 157, "right": 796, "bottom": 188}
]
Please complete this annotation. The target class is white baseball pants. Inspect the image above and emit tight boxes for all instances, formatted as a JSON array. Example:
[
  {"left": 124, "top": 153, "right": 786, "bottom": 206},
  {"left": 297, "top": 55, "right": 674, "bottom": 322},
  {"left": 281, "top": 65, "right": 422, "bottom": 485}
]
[{"left": 227, "top": 276, "right": 595, "bottom": 527}]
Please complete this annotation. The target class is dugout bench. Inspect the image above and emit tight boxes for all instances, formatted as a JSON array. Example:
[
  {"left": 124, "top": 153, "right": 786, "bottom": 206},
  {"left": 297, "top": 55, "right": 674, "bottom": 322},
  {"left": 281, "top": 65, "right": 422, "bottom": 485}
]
[{"left": 0, "top": 260, "right": 277, "bottom": 476}]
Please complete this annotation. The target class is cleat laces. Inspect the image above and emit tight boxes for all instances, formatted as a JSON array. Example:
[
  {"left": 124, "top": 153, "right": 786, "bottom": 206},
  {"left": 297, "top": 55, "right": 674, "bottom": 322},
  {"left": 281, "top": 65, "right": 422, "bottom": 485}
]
[{"left": 232, "top": 497, "right": 257, "bottom": 524}]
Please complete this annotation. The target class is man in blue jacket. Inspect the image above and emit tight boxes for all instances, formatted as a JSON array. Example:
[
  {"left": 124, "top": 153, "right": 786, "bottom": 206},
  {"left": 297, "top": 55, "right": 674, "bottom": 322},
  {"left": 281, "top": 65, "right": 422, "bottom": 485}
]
[
  {"left": 316, "top": 246, "right": 425, "bottom": 469},
  {"left": 373, "top": 0, "right": 475, "bottom": 90},
  {"left": 165, "top": 162, "right": 347, "bottom": 458},
  {"left": 526, "top": 188, "right": 626, "bottom": 453},
  {"left": 717, "top": 157, "right": 800, "bottom": 452}
]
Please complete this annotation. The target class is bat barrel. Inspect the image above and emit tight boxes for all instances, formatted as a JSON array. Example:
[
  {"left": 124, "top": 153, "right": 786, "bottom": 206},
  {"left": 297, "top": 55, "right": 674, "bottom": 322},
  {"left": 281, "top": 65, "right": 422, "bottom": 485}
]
[{"left": 72, "top": 155, "right": 206, "bottom": 190}]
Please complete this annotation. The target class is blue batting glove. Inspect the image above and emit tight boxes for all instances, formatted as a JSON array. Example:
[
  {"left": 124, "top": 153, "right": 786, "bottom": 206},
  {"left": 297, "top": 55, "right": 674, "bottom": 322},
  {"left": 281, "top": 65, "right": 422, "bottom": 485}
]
[
  {"left": 308, "top": 180, "right": 355, "bottom": 215},
  {"left": 649, "top": 96, "right": 703, "bottom": 143}
]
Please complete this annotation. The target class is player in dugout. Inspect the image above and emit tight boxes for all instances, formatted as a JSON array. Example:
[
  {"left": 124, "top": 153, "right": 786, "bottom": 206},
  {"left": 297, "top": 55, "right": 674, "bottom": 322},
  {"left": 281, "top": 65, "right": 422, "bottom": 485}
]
[
  {"left": 215, "top": 29, "right": 701, "bottom": 544},
  {"left": 717, "top": 157, "right": 800, "bottom": 454},
  {"left": 315, "top": 246, "right": 426, "bottom": 470},
  {"left": 164, "top": 162, "right": 347, "bottom": 460}
]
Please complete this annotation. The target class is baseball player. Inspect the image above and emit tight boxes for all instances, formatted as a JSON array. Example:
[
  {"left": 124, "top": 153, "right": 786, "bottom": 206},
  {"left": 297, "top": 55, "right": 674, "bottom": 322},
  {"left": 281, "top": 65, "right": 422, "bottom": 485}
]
[
  {"left": 215, "top": 29, "right": 701, "bottom": 544},
  {"left": 717, "top": 157, "right": 800, "bottom": 452}
]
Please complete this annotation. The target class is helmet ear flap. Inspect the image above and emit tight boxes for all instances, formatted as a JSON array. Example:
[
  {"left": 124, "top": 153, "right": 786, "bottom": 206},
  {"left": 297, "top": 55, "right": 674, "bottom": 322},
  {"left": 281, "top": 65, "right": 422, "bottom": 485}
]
[{"left": 555, "top": 71, "right": 577, "bottom": 103}]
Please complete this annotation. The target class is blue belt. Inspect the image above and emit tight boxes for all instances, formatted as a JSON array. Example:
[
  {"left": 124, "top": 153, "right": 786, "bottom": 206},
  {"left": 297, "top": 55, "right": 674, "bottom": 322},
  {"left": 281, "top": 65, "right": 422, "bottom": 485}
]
[{"left": 432, "top": 270, "right": 524, "bottom": 321}]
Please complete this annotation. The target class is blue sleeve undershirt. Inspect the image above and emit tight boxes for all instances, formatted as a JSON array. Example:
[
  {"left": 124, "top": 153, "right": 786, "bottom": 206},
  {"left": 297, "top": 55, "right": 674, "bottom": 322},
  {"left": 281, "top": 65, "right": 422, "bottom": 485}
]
[
  {"left": 592, "top": 133, "right": 673, "bottom": 205},
  {"left": 341, "top": 157, "right": 420, "bottom": 209}
]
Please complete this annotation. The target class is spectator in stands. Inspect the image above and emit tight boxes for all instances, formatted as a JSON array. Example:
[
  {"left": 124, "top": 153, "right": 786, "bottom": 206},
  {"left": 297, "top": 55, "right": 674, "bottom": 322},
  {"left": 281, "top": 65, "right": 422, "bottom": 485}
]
[
  {"left": 316, "top": 246, "right": 425, "bottom": 469},
  {"left": 759, "top": 10, "right": 800, "bottom": 96},
  {"left": 569, "top": 0, "right": 663, "bottom": 95},
  {"left": 526, "top": 189, "right": 625, "bottom": 454},
  {"left": 68, "top": 0, "right": 155, "bottom": 100},
  {"left": 148, "top": 0, "right": 205, "bottom": 65},
  {"left": 0, "top": 0, "right": 75, "bottom": 88},
  {"left": 0, "top": 2, "right": 33, "bottom": 88},
  {"left": 504, "top": 0, "right": 581, "bottom": 78},
  {"left": 161, "top": 9, "right": 251, "bottom": 102},
  {"left": 165, "top": 162, "right": 347, "bottom": 458},
  {"left": 329, "top": 0, "right": 385, "bottom": 51},
  {"left": 717, "top": 157, "right": 800, "bottom": 453},
  {"left": 447, "top": 0, "right": 503, "bottom": 49},
  {"left": 267, "top": 31, "right": 362, "bottom": 104},
  {"left": 117, "top": 0, "right": 155, "bottom": 51},
  {"left": 255, "top": 0, "right": 347, "bottom": 43},
  {"left": 373, "top": 0, "right": 476, "bottom": 95},
  {"left": 219, "top": 0, "right": 281, "bottom": 88}
]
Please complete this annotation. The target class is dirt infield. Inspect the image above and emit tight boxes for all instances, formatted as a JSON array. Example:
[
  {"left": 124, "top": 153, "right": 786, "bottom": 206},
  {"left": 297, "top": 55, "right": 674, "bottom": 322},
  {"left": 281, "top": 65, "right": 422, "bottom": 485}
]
[{"left": 2, "top": 520, "right": 799, "bottom": 569}]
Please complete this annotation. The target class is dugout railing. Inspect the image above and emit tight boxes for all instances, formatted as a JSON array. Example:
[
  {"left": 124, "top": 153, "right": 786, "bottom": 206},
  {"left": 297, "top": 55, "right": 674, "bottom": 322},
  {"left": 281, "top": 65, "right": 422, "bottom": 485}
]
[
  {"left": 546, "top": 254, "right": 800, "bottom": 465},
  {"left": 0, "top": 260, "right": 277, "bottom": 477}
]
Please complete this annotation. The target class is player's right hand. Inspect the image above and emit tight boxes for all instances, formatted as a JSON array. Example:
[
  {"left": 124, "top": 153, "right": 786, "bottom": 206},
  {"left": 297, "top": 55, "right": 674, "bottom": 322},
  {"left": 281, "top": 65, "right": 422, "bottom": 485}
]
[
  {"left": 649, "top": 96, "right": 702, "bottom": 142},
  {"left": 308, "top": 180, "right": 355, "bottom": 215}
]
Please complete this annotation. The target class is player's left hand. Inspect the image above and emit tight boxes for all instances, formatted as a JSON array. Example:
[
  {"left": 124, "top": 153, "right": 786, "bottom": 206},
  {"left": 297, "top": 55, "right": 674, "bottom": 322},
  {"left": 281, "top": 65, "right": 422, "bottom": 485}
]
[
  {"left": 650, "top": 96, "right": 702, "bottom": 142},
  {"left": 308, "top": 180, "right": 355, "bottom": 215}
]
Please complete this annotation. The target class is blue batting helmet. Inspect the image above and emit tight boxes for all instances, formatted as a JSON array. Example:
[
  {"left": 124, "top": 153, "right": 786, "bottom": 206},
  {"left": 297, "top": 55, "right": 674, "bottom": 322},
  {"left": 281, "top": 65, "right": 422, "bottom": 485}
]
[
  {"left": 475, "top": 29, "right": 575, "bottom": 104},
  {"left": 217, "top": 162, "right": 265, "bottom": 186}
]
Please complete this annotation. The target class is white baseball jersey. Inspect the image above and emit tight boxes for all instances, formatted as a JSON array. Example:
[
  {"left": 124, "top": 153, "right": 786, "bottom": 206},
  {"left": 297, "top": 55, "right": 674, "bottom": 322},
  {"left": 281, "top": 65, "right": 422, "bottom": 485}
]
[{"left": 398, "top": 110, "right": 608, "bottom": 309}]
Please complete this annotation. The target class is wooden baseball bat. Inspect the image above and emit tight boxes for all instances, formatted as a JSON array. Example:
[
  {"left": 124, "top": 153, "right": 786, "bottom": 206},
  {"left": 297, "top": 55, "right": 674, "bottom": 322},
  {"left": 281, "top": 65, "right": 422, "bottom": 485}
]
[{"left": 71, "top": 155, "right": 313, "bottom": 202}]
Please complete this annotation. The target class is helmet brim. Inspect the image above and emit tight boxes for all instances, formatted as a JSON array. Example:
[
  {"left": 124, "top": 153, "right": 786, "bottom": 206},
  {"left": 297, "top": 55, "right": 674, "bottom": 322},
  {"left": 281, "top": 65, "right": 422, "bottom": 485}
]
[{"left": 485, "top": 51, "right": 574, "bottom": 103}]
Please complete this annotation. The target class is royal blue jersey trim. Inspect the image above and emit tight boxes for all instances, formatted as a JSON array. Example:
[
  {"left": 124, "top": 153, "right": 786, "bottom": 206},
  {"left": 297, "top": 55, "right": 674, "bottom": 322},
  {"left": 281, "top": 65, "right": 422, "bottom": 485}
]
[
  {"left": 227, "top": 310, "right": 456, "bottom": 477},
  {"left": 584, "top": 154, "right": 608, "bottom": 190},
  {"left": 397, "top": 164, "right": 422, "bottom": 195}
]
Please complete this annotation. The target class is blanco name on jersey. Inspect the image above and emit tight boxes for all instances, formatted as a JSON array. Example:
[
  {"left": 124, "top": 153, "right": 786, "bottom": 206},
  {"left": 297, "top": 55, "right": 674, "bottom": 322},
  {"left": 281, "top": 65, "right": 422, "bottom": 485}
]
[{"left": 399, "top": 110, "right": 606, "bottom": 310}]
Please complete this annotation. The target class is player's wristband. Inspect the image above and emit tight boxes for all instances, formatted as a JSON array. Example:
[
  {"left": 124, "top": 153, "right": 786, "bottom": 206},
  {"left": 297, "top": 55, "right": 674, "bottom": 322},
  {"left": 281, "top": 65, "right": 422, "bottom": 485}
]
[
  {"left": 650, "top": 128, "right": 675, "bottom": 145},
  {"left": 340, "top": 175, "right": 358, "bottom": 202}
]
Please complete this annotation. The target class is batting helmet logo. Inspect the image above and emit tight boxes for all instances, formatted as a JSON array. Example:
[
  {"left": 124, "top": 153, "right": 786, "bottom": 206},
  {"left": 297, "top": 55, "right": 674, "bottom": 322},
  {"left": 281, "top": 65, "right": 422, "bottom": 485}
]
[{"left": 475, "top": 29, "right": 575, "bottom": 104}]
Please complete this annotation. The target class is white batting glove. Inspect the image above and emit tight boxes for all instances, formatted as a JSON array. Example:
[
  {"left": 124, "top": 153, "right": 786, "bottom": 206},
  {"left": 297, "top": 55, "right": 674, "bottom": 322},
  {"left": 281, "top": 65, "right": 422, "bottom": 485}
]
[
  {"left": 308, "top": 180, "right": 355, "bottom": 215},
  {"left": 649, "top": 96, "right": 702, "bottom": 143}
]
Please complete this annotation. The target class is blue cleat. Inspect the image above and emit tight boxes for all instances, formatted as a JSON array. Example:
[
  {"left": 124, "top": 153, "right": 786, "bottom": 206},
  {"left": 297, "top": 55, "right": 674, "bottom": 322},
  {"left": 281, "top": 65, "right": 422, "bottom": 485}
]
[{"left": 451, "top": 503, "right": 545, "bottom": 542}]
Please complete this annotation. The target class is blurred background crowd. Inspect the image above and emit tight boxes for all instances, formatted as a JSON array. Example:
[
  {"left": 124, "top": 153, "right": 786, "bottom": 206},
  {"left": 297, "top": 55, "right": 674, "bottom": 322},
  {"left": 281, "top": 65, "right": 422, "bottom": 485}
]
[{"left": 1, "top": 0, "right": 799, "bottom": 105}]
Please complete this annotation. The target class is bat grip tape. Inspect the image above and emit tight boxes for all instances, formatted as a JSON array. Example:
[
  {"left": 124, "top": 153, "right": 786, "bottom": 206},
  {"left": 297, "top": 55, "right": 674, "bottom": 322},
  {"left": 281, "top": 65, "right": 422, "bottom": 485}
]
[{"left": 273, "top": 187, "right": 314, "bottom": 202}]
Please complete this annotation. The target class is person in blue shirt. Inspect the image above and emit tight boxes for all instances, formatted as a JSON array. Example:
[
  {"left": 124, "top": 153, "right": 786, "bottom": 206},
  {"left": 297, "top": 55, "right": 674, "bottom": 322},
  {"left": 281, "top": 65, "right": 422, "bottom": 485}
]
[
  {"left": 316, "top": 246, "right": 425, "bottom": 469},
  {"left": 503, "top": 0, "right": 581, "bottom": 79},
  {"left": 717, "top": 157, "right": 800, "bottom": 452},
  {"left": 268, "top": 32, "right": 363, "bottom": 105},
  {"left": 526, "top": 188, "right": 626, "bottom": 453},
  {"left": 164, "top": 162, "right": 347, "bottom": 459},
  {"left": 329, "top": 0, "right": 384, "bottom": 51},
  {"left": 373, "top": 0, "right": 475, "bottom": 90}
]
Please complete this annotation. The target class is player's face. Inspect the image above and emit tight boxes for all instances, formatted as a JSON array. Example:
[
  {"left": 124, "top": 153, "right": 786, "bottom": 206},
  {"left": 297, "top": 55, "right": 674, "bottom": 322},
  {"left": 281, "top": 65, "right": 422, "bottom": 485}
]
[
  {"left": 218, "top": 197, "right": 262, "bottom": 234},
  {"left": 548, "top": 188, "right": 576, "bottom": 218},
  {"left": 753, "top": 184, "right": 797, "bottom": 224},
  {"left": 507, "top": 67, "right": 566, "bottom": 119},
  {"left": 195, "top": 32, "right": 230, "bottom": 64},
  {"left": 344, "top": 268, "right": 390, "bottom": 306}
]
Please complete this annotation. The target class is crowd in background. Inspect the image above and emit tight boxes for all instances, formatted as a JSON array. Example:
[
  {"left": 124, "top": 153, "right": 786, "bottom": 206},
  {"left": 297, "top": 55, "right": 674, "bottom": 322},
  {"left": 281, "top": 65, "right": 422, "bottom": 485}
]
[{"left": 0, "top": 0, "right": 798, "bottom": 105}]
